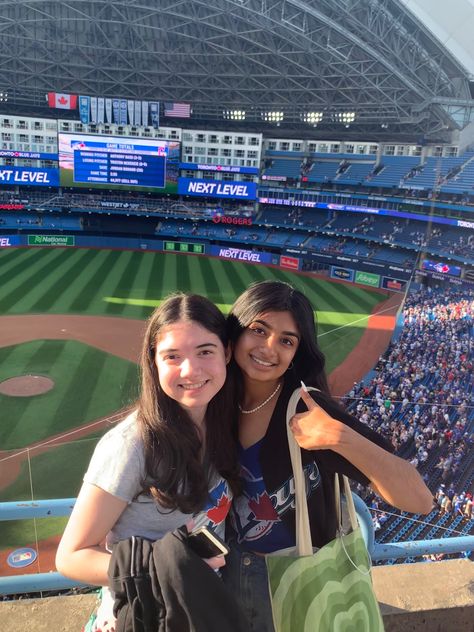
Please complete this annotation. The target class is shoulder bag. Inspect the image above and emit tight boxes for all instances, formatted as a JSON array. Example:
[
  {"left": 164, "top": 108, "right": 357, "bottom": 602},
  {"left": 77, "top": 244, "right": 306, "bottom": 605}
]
[{"left": 265, "top": 387, "right": 385, "bottom": 631}]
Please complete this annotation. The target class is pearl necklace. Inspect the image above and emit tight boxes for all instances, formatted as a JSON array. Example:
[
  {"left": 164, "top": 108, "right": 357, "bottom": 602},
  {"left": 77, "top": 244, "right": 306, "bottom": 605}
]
[{"left": 239, "top": 383, "right": 281, "bottom": 415}]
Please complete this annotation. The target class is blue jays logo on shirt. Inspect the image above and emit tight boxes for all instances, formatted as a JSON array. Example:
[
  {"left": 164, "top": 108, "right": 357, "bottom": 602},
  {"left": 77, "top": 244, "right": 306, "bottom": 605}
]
[
  {"left": 233, "top": 461, "right": 321, "bottom": 543},
  {"left": 200, "top": 478, "right": 232, "bottom": 527}
]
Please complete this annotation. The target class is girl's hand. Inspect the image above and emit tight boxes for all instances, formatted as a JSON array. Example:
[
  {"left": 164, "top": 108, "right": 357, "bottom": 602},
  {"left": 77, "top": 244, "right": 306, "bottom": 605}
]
[
  {"left": 204, "top": 555, "right": 226, "bottom": 570},
  {"left": 186, "top": 520, "right": 226, "bottom": 569},
  {"left": 289, "top": 387, "right": 344, "bottom": 451}
]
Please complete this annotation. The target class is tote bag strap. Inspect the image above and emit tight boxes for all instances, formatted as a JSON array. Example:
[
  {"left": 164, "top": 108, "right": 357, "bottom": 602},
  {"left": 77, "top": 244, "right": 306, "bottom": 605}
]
[
  {"left": 286, "top": 387, "right": 314, "bottom": 556},
  {"left": 286, "top": 387, "right": 359, "bottom": 556}
]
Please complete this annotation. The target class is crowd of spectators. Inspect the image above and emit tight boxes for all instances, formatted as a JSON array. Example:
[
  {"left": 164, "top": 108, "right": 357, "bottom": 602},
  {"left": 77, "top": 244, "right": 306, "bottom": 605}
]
[{"left": 342, "top": 286, "right": 474, "bottom": 539}]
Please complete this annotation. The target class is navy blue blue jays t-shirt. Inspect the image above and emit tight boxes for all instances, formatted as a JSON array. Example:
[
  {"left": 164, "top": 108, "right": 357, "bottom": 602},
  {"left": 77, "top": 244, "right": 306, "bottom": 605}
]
[
  {"left": 229, "top": 380, "right": 393, "bottom": 553},
  {"left": 231, "top": 439, "right": 321, "bottom": 553}
]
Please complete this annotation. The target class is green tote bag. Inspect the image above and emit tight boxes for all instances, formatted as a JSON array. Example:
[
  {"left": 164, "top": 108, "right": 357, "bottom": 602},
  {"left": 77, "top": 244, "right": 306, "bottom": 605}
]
[{"left": 266, "top": 387, "right": 385, "bottom": 632}]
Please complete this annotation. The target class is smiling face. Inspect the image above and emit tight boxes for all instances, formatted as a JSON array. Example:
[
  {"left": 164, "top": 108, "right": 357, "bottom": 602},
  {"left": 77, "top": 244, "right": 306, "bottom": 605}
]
[
  {"left": 155, "top": 320, "right": 229, "bottom": 424},
  {"left": 233, "top": 310, "right": 300, "bottom": 385}
]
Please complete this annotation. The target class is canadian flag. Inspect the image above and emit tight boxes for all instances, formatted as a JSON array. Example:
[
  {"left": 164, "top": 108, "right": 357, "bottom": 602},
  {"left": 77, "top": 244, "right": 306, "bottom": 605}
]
[{"left": 47, "top": 92, "right": 78, "bottom": 109}]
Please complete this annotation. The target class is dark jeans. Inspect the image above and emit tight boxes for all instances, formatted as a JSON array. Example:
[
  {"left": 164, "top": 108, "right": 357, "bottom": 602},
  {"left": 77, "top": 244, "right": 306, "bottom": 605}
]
[{"left": 222, "top": 541, "right": 275, "bottom": 632}]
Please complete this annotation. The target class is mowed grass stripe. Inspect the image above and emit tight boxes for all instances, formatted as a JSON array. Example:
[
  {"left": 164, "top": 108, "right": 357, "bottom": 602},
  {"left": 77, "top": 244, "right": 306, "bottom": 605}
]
[
  {"left": 161, "top": 252, "right": 178, "bottom": 294},
  {"left": 58, "top": 249, "right": 110, "bottom": 312},
  {"left": 0, "top": 248, "right": 45, "bottom": 282},
  {"left": 22, "top": 249, "right": 95, "bottom": 313},
  {"left": 221, "top": 259, "right": 267, "bottom": 300},
  {"left": 119, "top": 251, "right": 157, "bottom": 319},
  {"left": 141, "top": 251, "right": 167, "bottom": 319},
  {"left": 194, "top": 256, "right": 222, "bottom": 304},
  {"left": 46, "top": 345, "right": 107, "bottom": 439},
  {"left": 0, "top": 249, "right": 68, "bottom": 313},
  {"left": 68, "top": 249, "right": 122, "bottom": 312},
  {"left": 219, "top": 257, "right": 271, "bottom": 303},
  {"left": 187, "top": 255, "right": 208, "bottom": 298},
  {"left": 80, "top": 352, "right": 135, "bottom": 422},
  {"left": 205, "top": 258, "right": 235, "bottom": 305},
  {"left": 176, "top": 253, "right": 192, "bottom": 294},
  {"left": 104, "top": 250, "right": 143, "bottom": 316},
  {"left": 0, "top": 248, "right": 55, "bottom": 295}
]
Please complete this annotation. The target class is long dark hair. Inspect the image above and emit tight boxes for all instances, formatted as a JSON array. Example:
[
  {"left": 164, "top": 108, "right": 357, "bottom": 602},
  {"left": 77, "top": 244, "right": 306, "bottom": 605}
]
[
  {"left": 227, "top": 280, "right": 330, "bottom": 394},
  {"left": 137, "top": 293, "right": 239, "bottom": 513}
]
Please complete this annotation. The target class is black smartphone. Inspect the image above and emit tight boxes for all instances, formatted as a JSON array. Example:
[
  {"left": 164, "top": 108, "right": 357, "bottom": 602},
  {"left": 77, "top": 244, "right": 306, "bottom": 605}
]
[{"left": 187, "top": 526, "right": 229, "bottom": 558}]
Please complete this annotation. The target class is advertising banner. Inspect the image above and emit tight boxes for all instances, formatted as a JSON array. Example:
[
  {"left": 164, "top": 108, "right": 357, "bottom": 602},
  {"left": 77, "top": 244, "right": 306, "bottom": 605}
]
[
  {"left": 422, "top": 259, "right": 462, "bottom": 277},
  {"left": 382, "top": 277, "right": 406, "bottom": 292},
  {"left": 0, "top": 150, "right": 57, "bottom": 161},
  {"left": 330, "top": 266, "right": 354, "bottom": 282},
  {"left": 355, "top": 270, "right": 380, "bottom": 288},
  {"left": 28, "top": 235, "right": 75, "bottom": 246},
  {"left": 0, "top": 166, "right": 59, "bottom": 187},
  {"left": 0, "top": 235, "right": 20, "bottom": 247},
  {"left": 209, "top": 245, "right": 271, "bottom": 264},
  {"left": 178, "top": 177, "right": 257, "bottom": 200},
  {"left": 280, "top": 255, "right": 300, "bottom": 270},
  {"left": 180, "top": 162, "right": 259, "bottom": 175}
]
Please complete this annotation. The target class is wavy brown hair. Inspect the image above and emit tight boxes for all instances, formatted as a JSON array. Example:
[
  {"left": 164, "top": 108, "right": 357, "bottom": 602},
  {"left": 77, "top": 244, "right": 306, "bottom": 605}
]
[{"left": 137, "top": 293, "right": 239, "bottom": 514}]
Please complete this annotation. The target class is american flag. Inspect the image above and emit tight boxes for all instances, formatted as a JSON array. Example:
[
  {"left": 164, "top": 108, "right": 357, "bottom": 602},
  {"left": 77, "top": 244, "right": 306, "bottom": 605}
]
[{"left": 164, "top": 102, "right": 191, "bottom": 118}]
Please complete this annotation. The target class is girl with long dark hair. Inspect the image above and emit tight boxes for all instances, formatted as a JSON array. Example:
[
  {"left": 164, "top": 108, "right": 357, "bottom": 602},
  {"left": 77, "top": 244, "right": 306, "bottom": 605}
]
[
  {"left": 56, "top": 293, "right": 240, "bottom": 631},
  {"left": 224, "top": 280, "right": 433, "bottom": 632}
]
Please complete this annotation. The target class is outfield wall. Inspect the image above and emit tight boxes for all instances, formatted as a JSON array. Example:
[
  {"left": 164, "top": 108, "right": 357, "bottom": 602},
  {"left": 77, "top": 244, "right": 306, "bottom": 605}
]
[{"left": 0, "top": 231, "right": 410, "bottom": 292}]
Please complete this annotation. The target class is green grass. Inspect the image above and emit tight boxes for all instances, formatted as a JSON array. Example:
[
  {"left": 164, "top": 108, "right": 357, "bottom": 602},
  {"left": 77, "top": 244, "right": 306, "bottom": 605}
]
[{"left": 0, "top": 340, "right": 139, "bottom": 450}]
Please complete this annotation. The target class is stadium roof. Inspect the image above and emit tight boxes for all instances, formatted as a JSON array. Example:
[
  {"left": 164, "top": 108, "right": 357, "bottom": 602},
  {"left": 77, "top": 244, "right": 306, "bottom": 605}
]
[{"left": 1, "top": 0, "right": 474, "bottom": 142}]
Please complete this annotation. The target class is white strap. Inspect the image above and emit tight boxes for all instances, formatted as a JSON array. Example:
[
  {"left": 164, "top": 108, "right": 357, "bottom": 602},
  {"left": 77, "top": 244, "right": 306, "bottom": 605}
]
[{"left": 286, "top": 387, "right": 359, "bottom": 556}]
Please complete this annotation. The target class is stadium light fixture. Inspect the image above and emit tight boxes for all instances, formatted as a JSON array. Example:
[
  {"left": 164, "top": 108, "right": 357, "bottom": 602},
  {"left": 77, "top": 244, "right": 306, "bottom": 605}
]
[
  {"left": 334, "top": 111, "right": 356, "bottom": 124},
  {"left": 261, "top": 111, "right": 284, "bottom": 123},
  {"left": 302, "top": 111, "right": 324, "bottom": 124},
  {"left": 0, "top": 92, "right": 8, "bottom": 102},
  {"left": 223, "top": 109, "right": 246, "bottom": 120}
]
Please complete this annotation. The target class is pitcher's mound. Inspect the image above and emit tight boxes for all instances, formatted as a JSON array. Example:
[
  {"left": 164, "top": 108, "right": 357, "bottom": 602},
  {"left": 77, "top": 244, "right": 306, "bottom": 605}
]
[{"left": 0, "top": 375, "right": 54, "bottom": 397}]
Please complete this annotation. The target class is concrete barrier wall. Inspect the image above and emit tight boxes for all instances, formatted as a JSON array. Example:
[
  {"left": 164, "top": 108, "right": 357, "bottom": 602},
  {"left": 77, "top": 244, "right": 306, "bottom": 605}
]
[{"left": 1, "top": 560, "right": 473, "bottom": 632}]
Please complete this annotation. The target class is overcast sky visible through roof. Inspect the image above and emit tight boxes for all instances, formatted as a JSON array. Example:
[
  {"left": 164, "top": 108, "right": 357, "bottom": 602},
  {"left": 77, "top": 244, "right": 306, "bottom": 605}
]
[{"left": 400, "top": 0, "right": 474, "bottom": 76}]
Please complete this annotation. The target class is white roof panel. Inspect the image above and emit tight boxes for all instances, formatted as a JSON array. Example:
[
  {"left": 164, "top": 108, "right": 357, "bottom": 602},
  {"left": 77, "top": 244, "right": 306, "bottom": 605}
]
[{"left": 400, "top": 0, "right": 474, "bottom": 75}]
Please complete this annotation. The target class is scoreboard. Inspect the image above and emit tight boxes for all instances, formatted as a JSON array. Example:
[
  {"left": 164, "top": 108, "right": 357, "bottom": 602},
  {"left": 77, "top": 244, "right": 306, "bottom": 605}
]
[{"left": 59, "top": 133, "right": 180, "bottom": 193}]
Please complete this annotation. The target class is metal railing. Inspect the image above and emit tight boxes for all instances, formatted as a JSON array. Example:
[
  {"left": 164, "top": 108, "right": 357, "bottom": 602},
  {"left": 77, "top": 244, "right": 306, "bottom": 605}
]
[{"left": 0, "top": 497, "right": 473, "bottom": 596}]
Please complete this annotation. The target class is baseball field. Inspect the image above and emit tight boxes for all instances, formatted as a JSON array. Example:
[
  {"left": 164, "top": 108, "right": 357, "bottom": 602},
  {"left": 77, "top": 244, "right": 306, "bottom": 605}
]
[{"left": 0, "top": 246, "right": 401, "bottom": 572}]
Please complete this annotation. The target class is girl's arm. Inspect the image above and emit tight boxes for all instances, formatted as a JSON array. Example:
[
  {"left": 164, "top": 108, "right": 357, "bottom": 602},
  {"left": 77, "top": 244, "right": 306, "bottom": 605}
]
[
  {"left": 290, "top": 389, "right": 434, "bottom": 514},
  {"left": 55, "top": 482, "right": 128, "bottom": 586}
]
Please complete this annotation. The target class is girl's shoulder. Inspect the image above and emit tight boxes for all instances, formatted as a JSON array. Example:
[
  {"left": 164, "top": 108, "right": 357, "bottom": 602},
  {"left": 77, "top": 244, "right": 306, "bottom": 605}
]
[{"left": 96, "top": 410, "right": 142, "bottom": 452}]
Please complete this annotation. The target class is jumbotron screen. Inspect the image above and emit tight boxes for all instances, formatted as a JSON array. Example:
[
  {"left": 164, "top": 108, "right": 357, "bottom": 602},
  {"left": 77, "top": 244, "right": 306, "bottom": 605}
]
[{"left": 58, "top": 133, "right": 180, "bottom": 193}]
